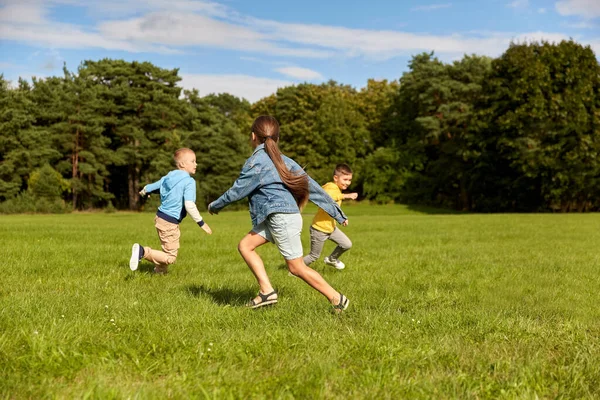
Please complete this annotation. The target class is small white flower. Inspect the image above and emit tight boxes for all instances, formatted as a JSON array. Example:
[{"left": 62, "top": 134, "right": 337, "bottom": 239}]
[
  {"left": 209, "top": 342, "right": 213, "bottom": 346},
  {"left": 105, "top": 305, "right": 109, "bottom": 309},
  {"left": 110, "top": 318, "right": 115, "bottom": 322},
  {"left": 61, "top": 315, "right": 65, "bottom": 318},
  {"left": 34, "top": 330, "right": 38, "bottom": 335}
]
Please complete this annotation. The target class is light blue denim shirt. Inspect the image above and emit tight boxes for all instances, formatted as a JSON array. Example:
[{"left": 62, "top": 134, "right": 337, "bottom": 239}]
[{"left": 209, "top": 144, "right": 347, "bottom": 228}]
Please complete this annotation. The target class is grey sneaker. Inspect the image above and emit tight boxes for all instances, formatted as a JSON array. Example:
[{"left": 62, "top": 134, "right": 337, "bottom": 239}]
[
  {"left": 324, "top": 256, "right": 345, "bottom": 270},
  {"left": 130, "top": 243, "right": 141, "bottom": 271}
]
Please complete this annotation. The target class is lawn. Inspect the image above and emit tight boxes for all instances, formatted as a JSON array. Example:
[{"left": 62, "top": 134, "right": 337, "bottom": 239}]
[{"left": 1, "top": 204, "right": 599, "bottom": 398}]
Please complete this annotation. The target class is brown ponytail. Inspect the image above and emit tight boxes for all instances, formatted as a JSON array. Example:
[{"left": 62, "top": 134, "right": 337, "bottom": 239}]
[{"left": 252, "top": 116, "right": 309, "bottom": 209}]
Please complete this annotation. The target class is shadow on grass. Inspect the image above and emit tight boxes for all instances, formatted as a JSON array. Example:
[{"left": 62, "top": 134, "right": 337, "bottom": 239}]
[
  {"left": 123, "top": 262, "right": 158, "bottom": 280},
  {"left": 276, "top": 263, "right": 289, "bottom": 271},
  {"left": 185, "top": 284, "right": 256, "bottom": 306},
  {"left": 405, "top": 203, "right": 467, "bottom": 215}
]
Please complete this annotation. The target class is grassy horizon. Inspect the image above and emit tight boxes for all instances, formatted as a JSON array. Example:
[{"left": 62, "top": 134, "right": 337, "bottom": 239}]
[{"left": 1, "top": 205, "right": 599, "bottom": 398}]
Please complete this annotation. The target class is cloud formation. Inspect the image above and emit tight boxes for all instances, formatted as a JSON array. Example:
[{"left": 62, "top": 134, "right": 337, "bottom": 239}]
[
  {"left": 555, "top": 0, "right": 600, "bottom": 19},
  {"left": 411, "top": 4, "right": 452, "bottom": 11},
  {"left": 179, "top": 73, "right": 293, "bottom": 102},
  {"left": 1, "top": 0, "right": 594, "bottom": 61},
  {"left": 275, "top": 67, "right": 323, "bottom": 80}
]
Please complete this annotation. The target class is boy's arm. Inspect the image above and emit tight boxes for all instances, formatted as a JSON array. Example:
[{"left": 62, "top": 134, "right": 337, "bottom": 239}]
[
  {"left": 183, "top": 179, "right": 212, "bottom": 234},
  {"left": 343, "top": 193, "right": 358, "bottom": 200},
  {"left": 208, "top": 161, "right": 260, "bottom": 214},
  {"left": 184, "top": 201, "right": 212, "bottom": 234},
  {"left": 140, "top": 178, "right": 163, "bottom": 196}
]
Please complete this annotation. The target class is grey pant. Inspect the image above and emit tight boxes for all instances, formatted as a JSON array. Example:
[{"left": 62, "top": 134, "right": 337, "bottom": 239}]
[{"left": 303, "top": 226, "right": 352, "bottom": 266}]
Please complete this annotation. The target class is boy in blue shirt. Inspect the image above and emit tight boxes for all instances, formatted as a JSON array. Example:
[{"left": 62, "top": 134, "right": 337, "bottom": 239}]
[{"left": 129, "top": 148, "right": 212, "bottom": 274}]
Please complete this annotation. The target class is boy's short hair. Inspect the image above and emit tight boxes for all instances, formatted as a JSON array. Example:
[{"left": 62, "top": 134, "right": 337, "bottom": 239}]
[
  {"left": 334, "top": 163, "right": 353, "bottom": 176},
  {"left": 174, "top": 148, "right": 194, "bottom": 166}
]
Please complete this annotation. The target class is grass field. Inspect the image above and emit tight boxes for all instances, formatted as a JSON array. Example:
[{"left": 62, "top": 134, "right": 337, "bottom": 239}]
[{"left": 1, "top": 204, "right": 600, "bottom": 399}]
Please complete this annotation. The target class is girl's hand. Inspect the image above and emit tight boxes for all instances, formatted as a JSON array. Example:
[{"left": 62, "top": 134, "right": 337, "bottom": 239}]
[{"left": 342, "top": 219, "right": 349, "bottom": 226}]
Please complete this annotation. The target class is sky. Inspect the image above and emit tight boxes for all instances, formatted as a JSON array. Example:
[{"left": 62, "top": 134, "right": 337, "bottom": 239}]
[{"left": 1, "top": 0, "right": 599, "bottom": 103}]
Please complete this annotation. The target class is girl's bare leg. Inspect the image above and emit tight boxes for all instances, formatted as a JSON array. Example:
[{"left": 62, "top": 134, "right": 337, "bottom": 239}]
[
  {"left": 238, "top": 232, "right": 276, "bottom": 303},
  {"left": 287, "top": 257, "right": 341, "bottom": 305}
]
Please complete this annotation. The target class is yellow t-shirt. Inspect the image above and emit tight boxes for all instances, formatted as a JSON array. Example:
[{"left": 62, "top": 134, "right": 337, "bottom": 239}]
[{"left": 311, "top": 182, "right": 343, "bottom": 234}]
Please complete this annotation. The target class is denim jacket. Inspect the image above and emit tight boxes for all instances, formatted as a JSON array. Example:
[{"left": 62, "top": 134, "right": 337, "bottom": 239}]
[{"left": 209, "top": 144, "right": 348, "bottom": 228}]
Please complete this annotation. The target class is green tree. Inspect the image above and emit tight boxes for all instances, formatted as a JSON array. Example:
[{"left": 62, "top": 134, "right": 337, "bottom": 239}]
[
  {"left": 78, "top": 59, "right": 185, "bottom": 209},
  {"left": 482, "top": 40, "right": 600, "bottom": 211},
  {"left": 383, "top": 52, "right": 491, "bottom": 210},
  {"left": 28, "top": 163, "right": 69, "bottom": 200},
  {"left": 253, "top": 82, "right": 371, "bottom": 186},
  {"left": 48, "top": 66, "right": 114, "bottom": 209},
  {"left": 183, "top": 90, "right": 250, "bottom": 207},
  {"left": 0, "top": 77, "right": 61, "bottom": 200}
]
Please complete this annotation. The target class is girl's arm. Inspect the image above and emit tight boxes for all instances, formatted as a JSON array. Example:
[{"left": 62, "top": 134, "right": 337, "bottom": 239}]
[
  {"left": 307, "top": 177, "right": 348, "bottom": 224},
  {"left": 208, "top": 161, "right": 261, "bottom": 214},
  {"left": 285, "top": 156, "right": 347, "bottom": 223}
]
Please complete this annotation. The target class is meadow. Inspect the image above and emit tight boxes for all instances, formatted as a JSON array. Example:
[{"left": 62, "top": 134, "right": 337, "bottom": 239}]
[{"left": 1, "top": 204, "right": 599, "bottom": 399}]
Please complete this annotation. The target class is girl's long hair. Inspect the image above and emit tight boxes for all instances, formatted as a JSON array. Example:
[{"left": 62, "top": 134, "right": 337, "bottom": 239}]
[{"left": 252, "top": 115, "right": 309, "bottom": 209}]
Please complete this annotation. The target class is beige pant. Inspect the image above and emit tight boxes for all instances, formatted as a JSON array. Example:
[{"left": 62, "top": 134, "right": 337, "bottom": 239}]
[{"left": 143, "top": 216, "right": 180, "bottom": 270}]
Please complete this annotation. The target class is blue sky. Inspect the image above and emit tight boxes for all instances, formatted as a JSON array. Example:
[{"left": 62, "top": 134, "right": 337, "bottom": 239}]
[{"left": 1, "top": 0, "right": 599, "bottom": 102}]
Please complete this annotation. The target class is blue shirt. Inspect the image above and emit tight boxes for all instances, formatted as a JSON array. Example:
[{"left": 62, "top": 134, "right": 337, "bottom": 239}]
[
  {"left": 210, "top": 144, "right": 347, "bottom": 228},
  {"left": 145, "top": 170, "right": 196, "bottom": 223}
]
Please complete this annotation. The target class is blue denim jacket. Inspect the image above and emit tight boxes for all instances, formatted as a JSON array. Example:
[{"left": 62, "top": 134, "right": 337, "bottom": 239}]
[{"left": 209, "top": 144, "right": 348, "bottom": 228}]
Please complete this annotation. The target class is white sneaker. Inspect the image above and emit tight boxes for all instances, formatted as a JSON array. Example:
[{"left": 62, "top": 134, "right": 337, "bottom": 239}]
[
  {"left": 130, "top": 243, "right": 141, "bottom": 271},
  {"left": 324, "top": 256, "right": 345, "bottom": 270}
]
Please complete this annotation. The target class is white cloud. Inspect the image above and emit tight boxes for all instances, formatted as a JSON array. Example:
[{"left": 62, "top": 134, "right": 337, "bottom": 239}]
[
  {"left": 563, "top": 21, "right": 596, "bottom": 29},
  {"left": 275, "top": 66, "right": 322, "bottom": 80},
  {"left": 250, "top": 19, "right": 577, "bottom": 60},
  {"left": 0, "top": 2, "right": 47, "bottom": 24},
  {"left": 1, "top": 0, "right": 598, "bottom": 63},
  {"left": 411, "top": 3, "right": 452, "bottom": 11},
  {"left": 179, "top": 73, "right": 293, "bottom": 103},
  {"left": 556, "top": 0, "right": 600, "bottom": 19},
  {"left": 507, "top": 0, "right": 529, "bottom": 8},
  {"left": 588, "top": 38, "right": 600, "bottom": 56},
  {"left": 538, "top": 8, "right": 546, "bottom": 13},
  {"left": 99, "top": 12, "right": 332, "bottom": 58}
]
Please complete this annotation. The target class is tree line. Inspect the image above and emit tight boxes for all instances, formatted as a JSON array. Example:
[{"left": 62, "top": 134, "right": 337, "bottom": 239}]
[{"left": 1, "top": 39, "right": 599, "bottom": 213}]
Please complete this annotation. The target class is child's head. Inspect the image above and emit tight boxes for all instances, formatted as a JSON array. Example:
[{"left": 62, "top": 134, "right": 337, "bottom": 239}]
[
  {"left": 174, "top": 148, "right": 197, "bottom": 175},
  {"left": 251, "top": 115, "right": 309, "bottom": 209},
  {"left": 251, "top": 115, "right": 280, "bottom": 146},
  {"left": 333, "top": 164, "right": 353, "bottom": 190}
]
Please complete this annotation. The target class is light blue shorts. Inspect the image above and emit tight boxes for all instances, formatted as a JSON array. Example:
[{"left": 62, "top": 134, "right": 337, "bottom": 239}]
[{"left": 253, "top": 213, "right": 303, "bottom": 260}]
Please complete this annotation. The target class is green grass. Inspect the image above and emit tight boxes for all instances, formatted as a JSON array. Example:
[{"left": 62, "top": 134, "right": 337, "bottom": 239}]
[{"left": 1, "top": 204, "right": 600, "bottom": 399}]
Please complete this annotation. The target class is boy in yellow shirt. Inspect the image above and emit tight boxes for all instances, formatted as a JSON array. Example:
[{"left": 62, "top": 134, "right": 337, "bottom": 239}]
[{"left": 303, "top": 164, "right": 357, "bottom": 270}]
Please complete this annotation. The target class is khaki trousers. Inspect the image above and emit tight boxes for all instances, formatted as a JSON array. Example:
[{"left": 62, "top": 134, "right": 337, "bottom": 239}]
[{"left": 143, "top": 216, "right": 180, "bottom": 270}]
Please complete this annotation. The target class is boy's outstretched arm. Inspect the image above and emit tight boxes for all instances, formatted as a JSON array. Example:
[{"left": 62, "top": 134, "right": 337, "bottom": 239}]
[
  {"left": 184, "top": 201, "right": 212, "bottom": 234},
  {"left": 139, "top": 178, "right": 163, "bottom": 196}
]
